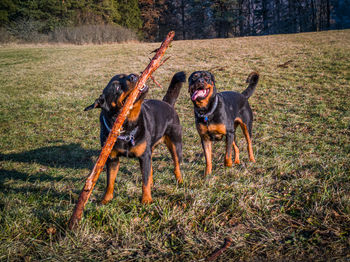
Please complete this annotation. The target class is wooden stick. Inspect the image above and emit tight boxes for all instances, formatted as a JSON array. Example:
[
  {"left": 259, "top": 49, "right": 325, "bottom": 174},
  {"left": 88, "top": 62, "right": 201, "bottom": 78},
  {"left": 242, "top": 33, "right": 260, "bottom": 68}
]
[
  {"left": 68, "top": 31, "right": 175, "bottom": 229},
  {"left": 150, "top": 75, "right": 163, "bottom": 89},
  {"left": 206, "top": 237, "right": 233, "bottom": 261},
  {"left": 277, "top": 59, "right": 293, "bottom": 68}
]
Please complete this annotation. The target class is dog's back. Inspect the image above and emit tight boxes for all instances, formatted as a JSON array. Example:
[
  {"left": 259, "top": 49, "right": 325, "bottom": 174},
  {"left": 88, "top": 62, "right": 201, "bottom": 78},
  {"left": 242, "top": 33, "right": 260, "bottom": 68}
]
[{"left": 140, "top": 72, "right": 185, "bottom": 143}]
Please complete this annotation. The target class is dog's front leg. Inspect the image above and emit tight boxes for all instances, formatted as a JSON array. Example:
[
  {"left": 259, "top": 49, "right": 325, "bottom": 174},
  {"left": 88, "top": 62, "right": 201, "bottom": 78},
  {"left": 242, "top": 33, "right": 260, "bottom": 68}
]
[
  {"left": 101, "top": 157, "right": 120, "bottom": 205},
  {"left": 201, "top": 137, "right": 212, "bottom": 176},
  {"left": 225, "top": 133, "right": 234, "bottom": 167},
  {"left": 139, "top": 150, "right": 153, "bottom": 204}
]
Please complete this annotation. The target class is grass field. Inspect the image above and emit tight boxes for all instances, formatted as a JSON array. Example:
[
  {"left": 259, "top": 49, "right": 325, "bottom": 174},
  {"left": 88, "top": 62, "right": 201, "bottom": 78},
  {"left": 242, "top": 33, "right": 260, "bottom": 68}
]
[{"left": 0, "top": 30, "right": 349, "bottom": 261}]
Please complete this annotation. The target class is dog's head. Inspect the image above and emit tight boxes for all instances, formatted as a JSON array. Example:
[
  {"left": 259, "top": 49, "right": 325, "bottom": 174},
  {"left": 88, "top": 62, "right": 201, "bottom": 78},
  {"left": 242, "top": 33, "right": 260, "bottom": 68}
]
[
  {"left": 188, "top": 71, "right": 216, "bottom": 108},
  {"left": 84, "top": 73, "right": 149, "bottom": 113}
]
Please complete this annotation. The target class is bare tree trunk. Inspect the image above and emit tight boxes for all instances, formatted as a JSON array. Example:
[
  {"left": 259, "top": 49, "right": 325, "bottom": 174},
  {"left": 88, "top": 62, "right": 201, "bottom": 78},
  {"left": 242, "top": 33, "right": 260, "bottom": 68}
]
[
  {"left": 326, "top": 0, "right": 330, "bottom": 28},
  {"left": 238, "top": 0, "right": 244, "bottom": 36},
  {"left": 262, "top": 0, "right": 269, "bottom": 34},
  {"left": 246, "top": 0, "right": 251, "bottom": 35},
  {"left": 275, "top": 0, "right": 281, "bottom": 33},
  {"left": 288, "top": 0, "right": 295, "bottom": 33},
  {"left": 251, "top": 0, "right": 255, "bottom": 35},
  {"left": 181, "top": 0, "right": 186, "bottom": 39}
]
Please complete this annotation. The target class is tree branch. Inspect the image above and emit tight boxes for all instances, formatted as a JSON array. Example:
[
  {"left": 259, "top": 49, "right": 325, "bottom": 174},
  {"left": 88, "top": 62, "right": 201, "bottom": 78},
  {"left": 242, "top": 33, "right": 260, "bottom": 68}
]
[{"left": 68, "top": 31, "right": 175, "bottom": 230}]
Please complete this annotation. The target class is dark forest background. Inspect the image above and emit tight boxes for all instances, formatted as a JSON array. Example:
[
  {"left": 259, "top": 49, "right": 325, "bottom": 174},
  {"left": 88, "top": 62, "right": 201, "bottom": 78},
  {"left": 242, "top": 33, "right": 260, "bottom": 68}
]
[{"left": 1, "top": 0, "right": 349, "bottom": 43}]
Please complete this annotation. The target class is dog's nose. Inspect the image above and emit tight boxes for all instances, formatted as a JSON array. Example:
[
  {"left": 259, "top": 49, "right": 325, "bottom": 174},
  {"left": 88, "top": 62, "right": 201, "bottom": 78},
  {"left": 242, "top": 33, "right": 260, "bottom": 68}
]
[{"left": 198, "top": 78, "right": 204, "bottom": 84}]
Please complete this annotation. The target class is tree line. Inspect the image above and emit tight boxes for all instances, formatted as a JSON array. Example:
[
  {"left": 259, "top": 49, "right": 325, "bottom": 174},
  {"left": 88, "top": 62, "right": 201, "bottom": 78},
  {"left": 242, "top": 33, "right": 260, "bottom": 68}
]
[
  {"left": 142, "top": 0, "right": 350, "bottom": 41},
  {"left": 1, "top": 0, "right": 349, "bottom": 42}
]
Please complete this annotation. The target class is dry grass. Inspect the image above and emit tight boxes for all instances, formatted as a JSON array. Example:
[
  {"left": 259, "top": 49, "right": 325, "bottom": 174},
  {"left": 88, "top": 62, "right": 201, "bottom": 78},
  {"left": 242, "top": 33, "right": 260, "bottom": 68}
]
[{"left": 0, "top": 30, "right": 349, "bottom": 261}]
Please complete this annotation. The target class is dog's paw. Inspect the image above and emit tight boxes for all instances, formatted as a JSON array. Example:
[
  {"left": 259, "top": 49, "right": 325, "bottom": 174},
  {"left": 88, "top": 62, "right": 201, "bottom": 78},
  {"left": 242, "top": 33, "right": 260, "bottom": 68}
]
[
  {"left": 176, "top": 177, "right": 184, "bottom": 184},
  {"left": 101, "top": 194, "right": 113, "bottom": 205},
  {"left": 204, "top": 170, "right": 211, "bottom": 176},
  {"left": 141, "top": 197, "right": 153, "bottom": 204},
  {"left": 224, "top": 158, "right": 233, "bottom": 167}
]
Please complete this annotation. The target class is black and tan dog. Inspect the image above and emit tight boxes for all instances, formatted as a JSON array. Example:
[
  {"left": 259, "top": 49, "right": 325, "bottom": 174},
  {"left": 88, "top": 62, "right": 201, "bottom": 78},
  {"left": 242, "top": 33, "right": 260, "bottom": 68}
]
[
  {"left": 85, "top": 72, "right": 186, "bottom": 204},
  {"left": 188, "top": 71, "right": 259, "bottom": 176}
]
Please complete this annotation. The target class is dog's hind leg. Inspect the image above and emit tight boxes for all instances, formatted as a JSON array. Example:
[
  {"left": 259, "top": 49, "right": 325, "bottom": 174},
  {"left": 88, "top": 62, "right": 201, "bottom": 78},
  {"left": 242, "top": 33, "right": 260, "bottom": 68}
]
[
  {"left": 233, "top": 141, "right": 240, "bottom": 164},
  {"left": 101, "top": 156, "right": 120, "bottom": 205},
  {"left": 233, "top": 122, "right": 240, "bottom": 164},
  {"left": 164, "top": 135, "right": 183, "bottom": 184},
  {"left": 234, "top": 117, "right": 255, "bottom": 163}
]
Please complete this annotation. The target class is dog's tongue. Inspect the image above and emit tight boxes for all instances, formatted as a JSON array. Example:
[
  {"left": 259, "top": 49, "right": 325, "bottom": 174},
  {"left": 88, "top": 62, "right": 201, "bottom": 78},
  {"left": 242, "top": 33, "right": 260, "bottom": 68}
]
[{"left": 191, "top": 89, "right": 207, "bottom": 101}]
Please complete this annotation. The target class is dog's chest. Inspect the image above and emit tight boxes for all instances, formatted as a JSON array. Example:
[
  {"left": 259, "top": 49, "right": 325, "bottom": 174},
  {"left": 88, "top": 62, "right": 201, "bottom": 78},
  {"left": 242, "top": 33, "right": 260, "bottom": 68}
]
[
  {"left": 197, "top": 123, "right": 226, "bottom": 140},
  {"left": 110, "top": 140, "right": 147, "bottom": 158}
]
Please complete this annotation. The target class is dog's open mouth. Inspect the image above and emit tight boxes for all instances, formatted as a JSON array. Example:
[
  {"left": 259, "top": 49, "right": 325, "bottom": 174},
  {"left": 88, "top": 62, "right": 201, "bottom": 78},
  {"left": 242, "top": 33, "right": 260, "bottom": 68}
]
[{"left": 191, "top": 88, "right": 210, "bottom": 101}]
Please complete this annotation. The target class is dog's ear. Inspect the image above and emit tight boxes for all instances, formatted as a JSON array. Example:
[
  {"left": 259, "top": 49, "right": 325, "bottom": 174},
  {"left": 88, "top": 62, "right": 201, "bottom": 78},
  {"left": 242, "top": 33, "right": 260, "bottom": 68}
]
[
  {"left": 188, "top": 72, "right": 196, "bottom": 93},
  {"left": 210, "top": 72, "right": 215, "bottom": 85},
  {"left": 84, "top": 95, "right": 105, "bottom": 111},
  {"left": 188, "top": 78, "right": 193, "bottom": 93}
]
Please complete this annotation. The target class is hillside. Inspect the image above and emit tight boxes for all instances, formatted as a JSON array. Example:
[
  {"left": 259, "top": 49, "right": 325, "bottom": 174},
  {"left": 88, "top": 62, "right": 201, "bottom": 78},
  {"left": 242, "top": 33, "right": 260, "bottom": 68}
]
[{"left": 0, "top": 30, "right": 349, "bottom": 260}]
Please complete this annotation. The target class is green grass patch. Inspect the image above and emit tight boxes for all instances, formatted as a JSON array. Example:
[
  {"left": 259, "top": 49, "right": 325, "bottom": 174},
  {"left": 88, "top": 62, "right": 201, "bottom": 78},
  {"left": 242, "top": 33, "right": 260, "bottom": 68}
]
[{"left": 1, "top": 30, "right": 349, "bottom": 260}]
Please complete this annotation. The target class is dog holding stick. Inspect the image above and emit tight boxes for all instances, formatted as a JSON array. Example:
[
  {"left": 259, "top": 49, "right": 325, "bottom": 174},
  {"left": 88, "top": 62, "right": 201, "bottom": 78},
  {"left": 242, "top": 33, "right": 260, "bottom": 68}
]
[{"left": 85, "top": 72, "right": 186, "bottom": 204}]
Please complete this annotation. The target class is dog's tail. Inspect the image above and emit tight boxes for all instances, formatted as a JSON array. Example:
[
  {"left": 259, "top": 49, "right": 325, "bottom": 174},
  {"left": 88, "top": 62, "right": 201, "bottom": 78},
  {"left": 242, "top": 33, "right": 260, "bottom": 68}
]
[
  {"left": 242, "top": 72, "right": 259, "bottom": 99},
  {"left": 162, "top": 71, "right": 186, "bottom": 107}
]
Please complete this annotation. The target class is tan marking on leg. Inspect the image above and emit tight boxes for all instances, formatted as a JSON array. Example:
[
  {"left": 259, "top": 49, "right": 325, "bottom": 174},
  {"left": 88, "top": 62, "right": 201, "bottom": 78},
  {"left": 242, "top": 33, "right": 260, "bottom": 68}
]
[
  {"left": 202, "top": 138, "right": 212, "bottom": 176},
  {"left": 109, "top": 149, "right": 118, "bottom": 159},
  {"left": 152, "top": 136, "right": 165, "bottom": 152},
  {"left": 164, "top": 136, "right": 183, "bottom": 183},
  {"left": 150, "top": 165, "right": 154, "bottom": 187},
  {"left": 101, "top": 159, "right": 120, "bottom": 205},
  {"left": 233, "top": 141, "right": 240, "bottom": 164},
  {"left": 234, "top": 117, "right": 255, "bottom": 162},
  {"left": 142, "top": 164, "right": 153, "bottom": 204},
  {"left": 225, "top": 153, "right": 233, "bottom": 167}
]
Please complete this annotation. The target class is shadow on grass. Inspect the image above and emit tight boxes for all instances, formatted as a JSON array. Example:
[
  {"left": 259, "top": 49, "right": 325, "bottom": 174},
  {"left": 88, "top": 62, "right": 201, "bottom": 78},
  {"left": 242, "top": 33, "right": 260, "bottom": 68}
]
[
  {"left": 0, "top": 172, "right": 74, "bottom": 224},
  {"left": 0, "top": 169, "right": 83, "bottom": 186},
  {"left": 0, "top": 169, "right": 74, "bottom": 230},
  {"left": 0, "top": 143, "right": 99, "bottom": 169}
]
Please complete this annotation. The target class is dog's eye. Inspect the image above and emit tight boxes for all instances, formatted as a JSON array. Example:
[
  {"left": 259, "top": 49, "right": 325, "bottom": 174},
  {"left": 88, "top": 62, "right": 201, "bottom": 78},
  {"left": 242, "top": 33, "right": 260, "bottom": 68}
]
[{"left": 129, "top": 74, "right": 138, "bottom": 82}]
